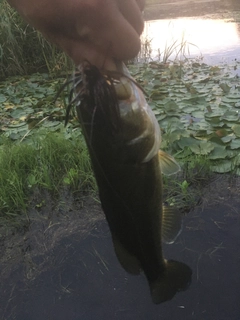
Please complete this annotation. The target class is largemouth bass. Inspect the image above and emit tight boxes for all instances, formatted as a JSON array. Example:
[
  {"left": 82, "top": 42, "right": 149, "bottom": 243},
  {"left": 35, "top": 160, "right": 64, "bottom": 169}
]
[{"left": 66, "top": 61, "right": 192, "bottom": 304}]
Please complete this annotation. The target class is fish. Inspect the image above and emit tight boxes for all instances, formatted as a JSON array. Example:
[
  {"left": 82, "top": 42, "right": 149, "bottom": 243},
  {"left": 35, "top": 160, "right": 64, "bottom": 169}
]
[{"left": 65, "top": 60, "right": 192, "bottom": 304}]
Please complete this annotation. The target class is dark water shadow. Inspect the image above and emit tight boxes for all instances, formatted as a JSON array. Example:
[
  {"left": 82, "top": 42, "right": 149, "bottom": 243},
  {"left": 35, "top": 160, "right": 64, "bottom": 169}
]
[{"left": 1, "top": 179, "right": 240, "bottom": 320}]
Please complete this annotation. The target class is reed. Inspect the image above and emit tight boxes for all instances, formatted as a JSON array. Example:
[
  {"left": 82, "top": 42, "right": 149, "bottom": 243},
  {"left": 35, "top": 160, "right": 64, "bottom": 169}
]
[
  {"left": 138, "top": 32, "right": 194, "bottom": 64},
  {"left": 0, "top": 0, "right": 72, "bottom": 77}
]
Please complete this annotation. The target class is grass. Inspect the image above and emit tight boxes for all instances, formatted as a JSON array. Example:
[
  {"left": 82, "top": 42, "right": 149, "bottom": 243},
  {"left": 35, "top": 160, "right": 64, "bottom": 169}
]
[
  {"left": 0, "top": 0, "right": 72, "bottom": 77},
  {"left": 163, "top": 155, "right": 214, "bottom": 213},
  {"left": 1, "top": 7, "right": 239, "bottom": 222},
  {"left": 0, "top": 133, "right": 97, "bottom": 219},
  {"left": 1, "top": 57, "right": 240, "bottom": 221},
  {"left": 0, "top": 129, "right": 212, "bottom": 220},
  {"left": 139, "top": 24, "right": 197, "bottom": 64}
]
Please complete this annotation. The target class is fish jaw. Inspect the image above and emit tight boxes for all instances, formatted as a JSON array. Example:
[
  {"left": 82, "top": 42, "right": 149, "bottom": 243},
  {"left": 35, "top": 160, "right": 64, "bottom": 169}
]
[
  {"left": 73, "top": 61, "right": 191, "bottom": 304},
  {"left": 116, "top": 66, "right": 161, "bottom": 164}
]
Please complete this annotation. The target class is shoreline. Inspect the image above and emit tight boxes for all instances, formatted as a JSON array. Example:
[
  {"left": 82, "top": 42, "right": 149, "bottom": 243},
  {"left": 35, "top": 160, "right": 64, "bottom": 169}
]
[{"left": 145, "top": 0, "right": 240, "bottom": 20}]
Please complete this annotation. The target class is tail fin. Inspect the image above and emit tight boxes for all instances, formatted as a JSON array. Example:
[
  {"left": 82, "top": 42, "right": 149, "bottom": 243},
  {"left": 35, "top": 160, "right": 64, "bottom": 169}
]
[{"left": 150, "top": 260, "right": 192, "bottom": 304}]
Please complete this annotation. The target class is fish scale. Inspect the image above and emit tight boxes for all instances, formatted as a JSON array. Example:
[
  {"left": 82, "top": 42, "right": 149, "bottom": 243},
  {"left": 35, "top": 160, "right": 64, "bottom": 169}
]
[{"left": 65, "top": 60, "right": 192, "bottom": 304}]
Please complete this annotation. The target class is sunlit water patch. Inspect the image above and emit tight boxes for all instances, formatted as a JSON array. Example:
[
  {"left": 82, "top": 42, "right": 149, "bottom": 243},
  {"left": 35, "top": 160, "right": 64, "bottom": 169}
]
[{"left": 141, "top": 18, "right": 240, "bottom": 65}]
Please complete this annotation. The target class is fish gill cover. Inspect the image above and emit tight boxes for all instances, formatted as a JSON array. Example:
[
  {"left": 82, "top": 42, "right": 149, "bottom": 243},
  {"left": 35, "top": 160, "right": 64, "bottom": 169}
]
[{"left": 61, "top": 60, "right": 192, "bottom": 304}]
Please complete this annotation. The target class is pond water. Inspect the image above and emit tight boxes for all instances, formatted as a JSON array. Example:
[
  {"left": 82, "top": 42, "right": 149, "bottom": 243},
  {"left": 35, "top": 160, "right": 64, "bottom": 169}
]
[{"left": 141, "top": 18, "right": 240, "bottom": 64}]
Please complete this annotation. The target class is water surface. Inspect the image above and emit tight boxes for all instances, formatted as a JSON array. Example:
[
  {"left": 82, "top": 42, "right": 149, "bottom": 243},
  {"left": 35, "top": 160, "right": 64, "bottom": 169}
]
[{"left": 142, "top": 18, "right": 240, "bottom": 64}]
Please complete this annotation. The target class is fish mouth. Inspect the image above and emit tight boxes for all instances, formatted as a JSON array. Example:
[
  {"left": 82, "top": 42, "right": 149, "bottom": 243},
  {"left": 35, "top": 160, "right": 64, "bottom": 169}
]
[{"left": 59, "top": 60, "right": 192, "bottom": 305}]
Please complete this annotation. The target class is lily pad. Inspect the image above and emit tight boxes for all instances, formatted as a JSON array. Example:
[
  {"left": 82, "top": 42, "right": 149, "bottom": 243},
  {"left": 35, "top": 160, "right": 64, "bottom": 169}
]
[
  {"left": 232, "top": 124, "right": 240, "bottom": 137},
  {"left": 0, "top": 94, "right": 7, "bottom": 103},
  {"left": 221, "top": 110, "right": 239, "bottom": 122},
  {"left": 208, "top": 146, "right": 228, "bottom": 160},
  {"left": 177, "top": 137, "right": 197, "bottom": 149},
  {"left": 10, "top": 108, "right": 34, "bottom": 119},
  {"left": 190, "top": 141, "right": 214, "bottom": 155},
  {"left": 211, "top": 160, "right": 234, "bottom": 173},
  {"left": 219, "top": 83, "right": 231, "bottom": 93},
  {"left": 229, "top": 139, "right": 240, "bottom": 150},
  {"left": 221, "top": 135, "right": 235, "bottom": 144}
]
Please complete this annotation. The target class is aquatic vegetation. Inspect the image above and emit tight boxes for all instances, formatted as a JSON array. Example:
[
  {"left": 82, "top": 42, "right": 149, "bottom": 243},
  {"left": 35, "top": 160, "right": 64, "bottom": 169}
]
[
  {"left": 0, "top": 0, "right": 71, "bottom": 76},
  {"left": 0, "top": 73, "right": 78, "bottom": 142},
  {"left": 129, "top": 59, "right": 240, "bottom": 174},
  {"left": 1, "top": 58, "right": 240, "bottom": 217},
  {"left": 138, "top": 30, "right": 194, "bottom": 64}
]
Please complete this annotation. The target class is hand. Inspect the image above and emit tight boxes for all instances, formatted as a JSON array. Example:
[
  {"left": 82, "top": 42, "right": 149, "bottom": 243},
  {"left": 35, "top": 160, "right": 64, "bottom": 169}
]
[{"left": 8, "top": 0, "right": 145, "bottom": 69}]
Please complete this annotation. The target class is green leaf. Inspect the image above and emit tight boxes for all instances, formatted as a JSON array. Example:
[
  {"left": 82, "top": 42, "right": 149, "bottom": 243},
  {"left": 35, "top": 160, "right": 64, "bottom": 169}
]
[
  {"left": 177, "top": 137, "right": 197, "bottom": 149},
  {"left": 229, "top": 139, "right": 240, "bottom": 150},
  {"left": 221, "top": 135, "right": 235, "bottom": 144},
  {"left": 208, "top": 146, "right": 228, "bottom": 160},
  {"left": 10, "top": 108, "right": 34, "bottom": 119},
  {"left": 219, "top": 83, "right": 231, "bottom": 93},
  {"left": 190, "top": 141, "right": 214, "bottom": 155},
  {"left": 211, "top": 160, "right": 234, "bottom": 173},
  {"left": 232, "top": 124, "right": 240, "bottom": 137},
  {"left": 0, "top": 94, "right": 6, "bottom": 103}
]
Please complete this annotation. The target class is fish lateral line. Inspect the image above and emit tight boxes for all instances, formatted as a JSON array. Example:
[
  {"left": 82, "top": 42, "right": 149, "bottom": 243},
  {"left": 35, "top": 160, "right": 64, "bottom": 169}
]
[{"left": 59, "top": 60, "right": 192, "bottom": 305}]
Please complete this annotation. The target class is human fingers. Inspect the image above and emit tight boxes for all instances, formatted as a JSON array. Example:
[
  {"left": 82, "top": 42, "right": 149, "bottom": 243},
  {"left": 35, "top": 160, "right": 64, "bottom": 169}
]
[
  {"left": 74, "top": 1, "right": 143, "bottom": 62},
  {"left": 136, "top": 0, "right": 145, "bottom": 12},
  {"left": 116, "top": 0, "right": 144, "bottom": 35},
  {"left": 51, "top": 34, "right": 116, "bottom": 70}
]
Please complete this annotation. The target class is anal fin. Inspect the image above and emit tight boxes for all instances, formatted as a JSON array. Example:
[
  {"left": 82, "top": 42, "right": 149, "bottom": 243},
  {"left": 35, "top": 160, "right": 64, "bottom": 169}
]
[
  {"left": 112, "top": 234, "right": 142, "bottom": 275},
  {"left": 162, "top": 206, "right": 182, "bottom": 244}
]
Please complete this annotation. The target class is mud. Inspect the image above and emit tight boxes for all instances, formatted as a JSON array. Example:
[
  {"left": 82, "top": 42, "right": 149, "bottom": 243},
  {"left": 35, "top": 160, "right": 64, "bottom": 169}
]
[{"left": 1, "top": 175, "right": 240, "bottom": 319}]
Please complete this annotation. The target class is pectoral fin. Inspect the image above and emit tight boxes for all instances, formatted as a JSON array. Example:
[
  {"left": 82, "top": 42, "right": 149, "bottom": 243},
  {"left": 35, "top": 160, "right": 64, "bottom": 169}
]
[
  {"left": 158, "top": 150, "right": 180, "bottom": 176},
  {"left": 162, "top": 206, "right": 182, "bottom": 244}
]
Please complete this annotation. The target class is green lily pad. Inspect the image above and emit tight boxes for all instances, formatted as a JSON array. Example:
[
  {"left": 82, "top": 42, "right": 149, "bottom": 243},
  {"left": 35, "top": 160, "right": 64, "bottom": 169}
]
[
  {"left": 221, "top": 135, "right": 235, "bottom": 144},
  {"left": 221, "top": 111, "right": 239, "bottom": 122},
  {"left": 209, "top": 136, "right": 226, "bottom": 146},
  {"left": 226, "top": 94, "right": 240, "bottom": 99},
  {"left": 10, "top": 108, "right": 34, "bottom": 119},
  {"left": 0, "top": 94, "right": 7, "bottom": 103},
  {"left": 211, "top": 160, "right": 234, "bottom": 173},
  {"left": 177, "top": 137, "right": 197, "bottom": 149},
  {"left": 229, "top": 139, "right": 240, "bottom": 150},
  {"left": 42, "top": 121, "right": 61, "bottom": 128},
  {"left": 219, "top": 83, "right": 231, "bottom": 93},
  {"left": 190, "top": 141, "right": 214, "bottom": 155},
  {"left": 208, "top": 146, "right": 228, "bottom": 160},
  {"left": 163, "top": 100, "right": 179, "bottom": 113},
  {"left": 156, "top": 114, "right": 167, "bottom": 121},
  {"left": 222, "top": 97, "right": 239, "bottom": 104},
  {"left": 232, "top": 124, "right": 240, "bottom": 137}
]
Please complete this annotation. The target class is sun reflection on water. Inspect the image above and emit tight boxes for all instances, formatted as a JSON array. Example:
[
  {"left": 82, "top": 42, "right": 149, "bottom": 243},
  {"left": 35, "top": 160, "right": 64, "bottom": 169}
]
[{"left": 142, "top": 18, "right": 240, "bottom": 63}]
